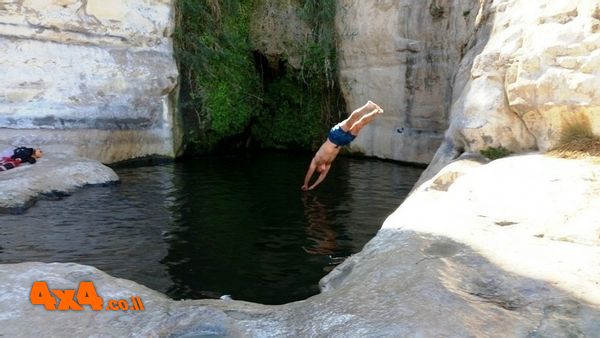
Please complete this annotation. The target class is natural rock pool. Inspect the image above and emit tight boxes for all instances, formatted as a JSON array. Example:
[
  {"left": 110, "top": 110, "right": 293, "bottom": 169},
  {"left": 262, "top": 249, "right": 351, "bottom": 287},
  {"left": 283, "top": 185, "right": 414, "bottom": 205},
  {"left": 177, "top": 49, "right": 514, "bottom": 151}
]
[{"left": 0, "top": 152, "right": 422, "bottom": 305}]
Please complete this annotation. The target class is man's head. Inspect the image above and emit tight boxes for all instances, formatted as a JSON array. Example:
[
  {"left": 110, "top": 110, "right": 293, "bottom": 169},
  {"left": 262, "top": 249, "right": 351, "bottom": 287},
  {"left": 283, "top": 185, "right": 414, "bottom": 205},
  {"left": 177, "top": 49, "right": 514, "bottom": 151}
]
[{"left": 33, "top": 148, "right": 43, "bottom": 159}]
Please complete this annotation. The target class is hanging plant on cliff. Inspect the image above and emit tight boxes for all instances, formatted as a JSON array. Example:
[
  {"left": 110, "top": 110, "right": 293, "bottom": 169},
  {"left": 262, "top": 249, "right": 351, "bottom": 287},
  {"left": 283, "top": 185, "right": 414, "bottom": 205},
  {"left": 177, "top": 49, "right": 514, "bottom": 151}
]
[
  {"left": 299, "top": 0, "right": 340, "bottom": 121},
  {"left": 173, "top": 0, "right": 261, "bottom": 152},
  {"left": 173, "top": 0, "right": 344, "bottom": 153},
  {"left": 251, "top": 0, "right": 344, "bottom": 150}
]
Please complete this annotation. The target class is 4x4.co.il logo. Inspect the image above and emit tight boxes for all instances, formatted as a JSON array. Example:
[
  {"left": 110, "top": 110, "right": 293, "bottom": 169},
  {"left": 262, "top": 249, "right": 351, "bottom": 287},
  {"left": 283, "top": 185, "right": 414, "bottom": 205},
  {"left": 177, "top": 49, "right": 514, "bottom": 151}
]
[{"left": 30, "top": 281, "right": 145, "bottom": 311}]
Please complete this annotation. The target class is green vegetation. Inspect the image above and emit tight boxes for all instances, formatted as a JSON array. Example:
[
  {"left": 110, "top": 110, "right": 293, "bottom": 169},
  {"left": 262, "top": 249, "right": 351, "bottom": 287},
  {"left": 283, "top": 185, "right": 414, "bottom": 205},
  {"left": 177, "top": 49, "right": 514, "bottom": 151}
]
[
  {"left": 254, "top": 0, "right": 342, "bottom": 149},
  {"left": 429, "top": 3, "right": 445, "bottom": 18},
  {"left": 252, "top": 76, "right": 326, "bottom": 149},
  {"left": 480, "top": 146, "right": 512, "bottom": 160},
  {"left": 173, "top": 0, "right": 260, "bottom": 152},
  {"left": 173, "top": 0, "right": 342, "bottom": 154}
]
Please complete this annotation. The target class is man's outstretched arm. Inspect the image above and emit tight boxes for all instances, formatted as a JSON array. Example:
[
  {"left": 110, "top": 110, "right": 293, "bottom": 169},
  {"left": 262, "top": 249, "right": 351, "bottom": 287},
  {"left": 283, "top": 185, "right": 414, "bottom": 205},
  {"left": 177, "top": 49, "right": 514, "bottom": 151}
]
[
  {"left": 308, "top": 165, "right": 331, "bottom": 190},
  {"left": 302, "top": 160, "right": 317, "bottom": 191}
]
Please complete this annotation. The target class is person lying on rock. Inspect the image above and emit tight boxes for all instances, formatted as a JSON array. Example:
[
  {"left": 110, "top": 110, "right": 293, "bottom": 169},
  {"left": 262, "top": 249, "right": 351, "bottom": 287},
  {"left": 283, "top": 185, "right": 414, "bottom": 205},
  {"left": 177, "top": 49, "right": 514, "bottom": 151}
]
[
  {"left": 301, "top": 100, "right": 383, "bottom": 191},
  {"left": 0, "top": 147, "right": 43, "bottom": 172}
]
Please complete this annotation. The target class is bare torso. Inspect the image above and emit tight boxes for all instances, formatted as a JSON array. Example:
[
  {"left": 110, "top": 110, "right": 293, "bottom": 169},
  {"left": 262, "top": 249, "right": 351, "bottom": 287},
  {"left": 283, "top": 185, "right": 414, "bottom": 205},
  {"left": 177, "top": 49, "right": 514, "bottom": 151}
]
[{"left": 313, "top": 139, "right": 341, "bottom": 167}]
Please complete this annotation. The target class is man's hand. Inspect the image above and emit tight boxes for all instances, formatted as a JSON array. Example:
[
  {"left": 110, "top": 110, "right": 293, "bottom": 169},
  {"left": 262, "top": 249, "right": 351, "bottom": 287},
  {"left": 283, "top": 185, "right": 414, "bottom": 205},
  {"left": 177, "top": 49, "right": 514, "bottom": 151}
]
[{"left": 301, "top": 184, "right": 309, "bottom": 191}]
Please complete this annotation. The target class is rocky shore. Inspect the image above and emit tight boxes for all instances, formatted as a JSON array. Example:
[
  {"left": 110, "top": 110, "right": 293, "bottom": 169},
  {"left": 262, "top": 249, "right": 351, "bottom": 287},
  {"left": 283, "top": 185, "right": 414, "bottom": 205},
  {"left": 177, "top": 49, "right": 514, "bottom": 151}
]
[
  {"left": 1, "top": 154, "right": 598, "bottom": 337},
  {"left": 0, "top": 150, "right": 118, "bottom": 214}
]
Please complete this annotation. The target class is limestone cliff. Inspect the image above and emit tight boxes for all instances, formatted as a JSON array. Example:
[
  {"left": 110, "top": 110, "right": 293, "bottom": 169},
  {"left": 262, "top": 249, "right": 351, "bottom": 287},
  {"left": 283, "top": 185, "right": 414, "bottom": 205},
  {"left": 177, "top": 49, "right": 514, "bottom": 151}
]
[
  {"left": 0, "top": 0, "right": 181, "bottom": 163},
  {"left": 337, "top": 0, "right": 600, "bottom": 168},
  {"left": 425, "top": 0, "right": 600, "bottom": 179},
  {"left": 337, "top": 0, "right": 483, "bottom": 163}
]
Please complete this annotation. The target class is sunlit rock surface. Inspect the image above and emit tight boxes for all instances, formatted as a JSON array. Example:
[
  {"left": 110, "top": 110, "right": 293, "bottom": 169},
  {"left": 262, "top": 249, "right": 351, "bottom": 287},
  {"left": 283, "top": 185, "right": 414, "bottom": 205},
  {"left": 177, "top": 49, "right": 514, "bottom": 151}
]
[
  {"left": 336, "top": 0, "right": 483, "bottom": 163},
  {"left": 0, "top": 263, "right": 244, "bottom": 337},
  {"left": 0, "top": 0, "right": 181, "bottom": 163},
  {"left": 0, "top": 150, "right": 118, "bottom": 213},
  {"left": 425, "top": 0, "right": 600, "bottom": 180},
  {"left": 338, "top": 0, "right": 600, "bottom": 169},
  {"left": 2, "top": 155, "right": 598, "bottom": 336}
]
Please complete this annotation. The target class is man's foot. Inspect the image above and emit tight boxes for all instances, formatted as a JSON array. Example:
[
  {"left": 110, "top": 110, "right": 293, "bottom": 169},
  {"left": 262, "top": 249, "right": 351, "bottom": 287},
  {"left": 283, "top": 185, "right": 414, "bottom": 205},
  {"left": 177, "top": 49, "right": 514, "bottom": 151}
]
[{"left": 366, "top": 100, "right": 384, "bottom": 114}]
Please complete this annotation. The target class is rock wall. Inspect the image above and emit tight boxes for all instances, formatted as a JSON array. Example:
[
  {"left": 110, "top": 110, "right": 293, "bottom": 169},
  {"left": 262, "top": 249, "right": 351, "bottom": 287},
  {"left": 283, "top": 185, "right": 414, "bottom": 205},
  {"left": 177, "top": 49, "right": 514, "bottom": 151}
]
[
  {"left": 453, "top": 0, "right": 600, "bottom": 152},
  {"left": 338, "top": 0, "right": 600, "bottom": 169},
  {"left": 249, "top": 0, "right": 311, "bottom": 70},
  {"left": 336, "top": 0, "right": 482, "bottom": 163},
  {"left": 0, "top": 0, "right": 181, "bottom": 163},
  {"left": 424, "top": 0, "right": 600, "bottom": 178}
]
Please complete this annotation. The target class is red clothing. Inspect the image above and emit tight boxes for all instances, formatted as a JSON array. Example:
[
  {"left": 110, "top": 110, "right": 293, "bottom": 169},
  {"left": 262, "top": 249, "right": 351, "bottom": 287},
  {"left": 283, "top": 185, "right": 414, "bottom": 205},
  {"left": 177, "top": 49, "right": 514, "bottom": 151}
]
[{"left": 0, "top": 157, "right": 22, "bottom": 171}]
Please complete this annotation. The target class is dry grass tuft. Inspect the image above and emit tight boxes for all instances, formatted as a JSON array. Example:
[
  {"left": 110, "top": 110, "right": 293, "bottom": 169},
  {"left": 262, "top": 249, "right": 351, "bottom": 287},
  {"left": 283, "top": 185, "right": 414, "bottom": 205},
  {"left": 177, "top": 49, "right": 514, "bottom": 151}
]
[
  {"left": 549, "top": 138, "right": 600, "bottom": 159},
  {"left": 548, "top": 113, "right": 600, "bottom": 160}
]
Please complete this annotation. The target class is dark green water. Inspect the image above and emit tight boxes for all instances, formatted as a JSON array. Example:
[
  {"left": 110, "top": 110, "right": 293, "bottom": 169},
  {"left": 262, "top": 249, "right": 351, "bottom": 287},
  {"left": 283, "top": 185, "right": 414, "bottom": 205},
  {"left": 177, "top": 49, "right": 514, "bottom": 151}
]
[{"left": 0, "top": 153, "right": 422, "bottom": 305}]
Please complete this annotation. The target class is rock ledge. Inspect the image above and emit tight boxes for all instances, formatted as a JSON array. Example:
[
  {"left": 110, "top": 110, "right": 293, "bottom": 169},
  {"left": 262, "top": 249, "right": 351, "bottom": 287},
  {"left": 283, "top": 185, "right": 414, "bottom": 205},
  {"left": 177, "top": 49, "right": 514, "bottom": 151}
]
[{"left": 0, "top": 151, "right": 118, "bottom": 214}]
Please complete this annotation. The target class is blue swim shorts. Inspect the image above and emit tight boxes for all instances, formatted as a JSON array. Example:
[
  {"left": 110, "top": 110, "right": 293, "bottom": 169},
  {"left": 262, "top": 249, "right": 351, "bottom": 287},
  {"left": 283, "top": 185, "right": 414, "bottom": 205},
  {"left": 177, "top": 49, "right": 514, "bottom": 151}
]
[{"left": 328, "top": 124, "right": 356, "bottom": 147}]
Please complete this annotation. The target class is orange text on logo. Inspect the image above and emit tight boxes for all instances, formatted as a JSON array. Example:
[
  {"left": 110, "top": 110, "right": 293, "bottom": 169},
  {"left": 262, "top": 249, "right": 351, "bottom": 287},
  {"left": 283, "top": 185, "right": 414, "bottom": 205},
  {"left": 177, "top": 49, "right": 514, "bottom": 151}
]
[{"left": 30, "top": 281, "right": 144, "bottom": 311}]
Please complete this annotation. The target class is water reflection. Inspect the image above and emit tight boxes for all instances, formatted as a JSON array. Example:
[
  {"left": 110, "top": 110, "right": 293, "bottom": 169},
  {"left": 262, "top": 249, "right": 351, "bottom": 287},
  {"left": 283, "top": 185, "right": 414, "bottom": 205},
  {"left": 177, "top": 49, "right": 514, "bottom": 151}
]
[
  {"left": 302, "top": 195, "right": 337, "bottom": 256},
  {"left": 0, "top": 152, "right": 422, "bottom": 304}
]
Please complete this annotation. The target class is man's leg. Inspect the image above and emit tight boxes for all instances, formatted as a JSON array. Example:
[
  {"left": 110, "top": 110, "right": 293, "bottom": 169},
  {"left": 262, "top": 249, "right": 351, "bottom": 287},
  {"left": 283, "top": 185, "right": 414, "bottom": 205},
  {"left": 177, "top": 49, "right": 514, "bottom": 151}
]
[
  {"left": 339, "top": 101, "right": 382, "bottom": 131},
  {"left": 349, "top": 108, "right": 383, "bottom": 136}
]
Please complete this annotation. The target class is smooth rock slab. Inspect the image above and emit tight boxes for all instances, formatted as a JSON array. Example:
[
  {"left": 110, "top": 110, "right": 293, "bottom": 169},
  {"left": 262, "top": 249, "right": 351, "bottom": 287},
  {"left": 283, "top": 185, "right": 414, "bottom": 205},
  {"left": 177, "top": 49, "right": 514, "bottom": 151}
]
[
  {"left": 0, "top": 262, "right": 246, "bottom": 337},
  {"left": 0, "top": 151, "right": 118, "bottom": 213}
]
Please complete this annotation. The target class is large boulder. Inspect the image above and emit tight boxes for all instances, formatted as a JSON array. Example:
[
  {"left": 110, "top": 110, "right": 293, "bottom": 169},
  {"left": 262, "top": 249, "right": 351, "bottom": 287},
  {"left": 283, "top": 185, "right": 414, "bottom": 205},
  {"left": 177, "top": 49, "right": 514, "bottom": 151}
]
[
  {"left": 0, "top": 0, "right": 181, "bottom": 163},
  {"left": 2, "top": 155, "right": 598, "bottom": 336}
]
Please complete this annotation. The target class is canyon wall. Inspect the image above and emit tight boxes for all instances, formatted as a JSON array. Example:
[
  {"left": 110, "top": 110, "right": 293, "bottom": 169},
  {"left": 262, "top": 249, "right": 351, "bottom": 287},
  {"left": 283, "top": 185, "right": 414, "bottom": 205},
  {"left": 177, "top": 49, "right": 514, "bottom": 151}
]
[
  {"left": 2, "top": 1, "right": 600, "bottom": 335},
  {"left": 0, "top": 0, "right": 181, "bottom": 163},
  {"left": 425, "top": 0, "right": 600, "bottom": 178},
  {"left": 3, "top": 0, "right": 600, "bottom": 166},
  {"left": 336, "top": 0, "right": 482, "bottom": 163},
  {"left": 461, "top": 0, "right": 600, "bottom": 151},
  {"left": 337, "top": 0, "right": 600, "bottom": 168}
]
